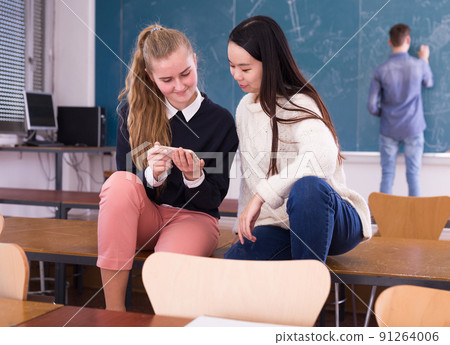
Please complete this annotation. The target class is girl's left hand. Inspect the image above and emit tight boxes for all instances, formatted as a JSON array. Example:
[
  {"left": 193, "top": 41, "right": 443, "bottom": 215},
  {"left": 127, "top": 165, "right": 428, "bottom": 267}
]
[
  {"left": 171, "top": 147, "right": 205, "bottom": 181},
  {"left": 237, "top": 193, "right": 264, "bottom": 244}
]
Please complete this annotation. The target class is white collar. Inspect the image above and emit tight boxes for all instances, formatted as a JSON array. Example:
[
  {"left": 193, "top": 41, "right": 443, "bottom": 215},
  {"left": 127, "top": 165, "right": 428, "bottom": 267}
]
[{"left": 166, "top": 88, "right": 204, "bottom": 122}]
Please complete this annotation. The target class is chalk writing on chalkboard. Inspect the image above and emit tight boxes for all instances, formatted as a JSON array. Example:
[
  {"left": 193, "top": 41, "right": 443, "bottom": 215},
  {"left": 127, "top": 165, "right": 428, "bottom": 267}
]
[{"left": 95, "top": 0, "right": 449, "bottom": 152}]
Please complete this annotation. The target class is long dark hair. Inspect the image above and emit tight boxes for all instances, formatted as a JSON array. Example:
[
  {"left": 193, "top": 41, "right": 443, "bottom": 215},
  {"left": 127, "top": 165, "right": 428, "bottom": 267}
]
[{"left": 229, "top": 15, "right": 343, "bottom": 176}]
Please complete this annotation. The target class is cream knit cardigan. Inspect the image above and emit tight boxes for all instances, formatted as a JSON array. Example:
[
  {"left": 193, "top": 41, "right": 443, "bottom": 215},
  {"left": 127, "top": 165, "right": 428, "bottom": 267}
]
[{"left": 236, "top": 93, "right": 372, "bottom": 240}]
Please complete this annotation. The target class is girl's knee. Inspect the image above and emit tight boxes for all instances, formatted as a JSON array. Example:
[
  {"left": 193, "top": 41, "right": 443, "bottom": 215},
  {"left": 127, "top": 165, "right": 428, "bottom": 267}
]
[
  {"left": 289, "top": 176, "right": 329, "bottom": 199},
  {"left": 100, "top": 171, "right": 146, "bottom": 209},
  {"left": 102, "top": 171, "right": 143, "bottom": 195},
  {"left": 287, "top": 176, "right": 331, "bottom": 211},
  {"left": 224, "top": 241, "right": 251, "bottom": 260},
  {"left": 107, "top": 171, "right": 143, "bottom": 186}
]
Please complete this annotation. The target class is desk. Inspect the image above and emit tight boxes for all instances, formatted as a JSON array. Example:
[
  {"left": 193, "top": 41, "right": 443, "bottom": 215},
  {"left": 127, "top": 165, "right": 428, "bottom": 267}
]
[
  {"left": 0, "top": 298, "right": 63, "bottom": 327},
  {"left": 326, "top": 237, "right": 450, "bottom": 289},
  {"left": 0, "top": 217, "right": 235, "bottom": 304},
  {"left": 0, "top": 187, "right": 100, "bottom": 218},
  {"left": 0, "top": 146, "right": 115, "bottom": 190},
  {"left": 0, "top": 187, "right": 237, "bottom": 218},
  {"left": 217, "top": 198, "right": 238, "bottom": 217},
  {"left": 18, "top": 306, "right": 192, "bottom": 327},
  {"left": 0, "top": 217, "right": 130, "bottom": 304}
]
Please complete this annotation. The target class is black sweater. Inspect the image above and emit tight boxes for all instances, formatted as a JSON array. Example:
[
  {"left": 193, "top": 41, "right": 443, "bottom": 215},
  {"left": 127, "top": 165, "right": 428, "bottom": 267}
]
[{"left": 116, "top": 93, "right": 239, "bottom": 218}]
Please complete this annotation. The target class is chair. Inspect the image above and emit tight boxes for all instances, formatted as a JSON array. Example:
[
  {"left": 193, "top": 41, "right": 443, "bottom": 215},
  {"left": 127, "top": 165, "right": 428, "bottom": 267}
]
[
  {"left": 1, "top": 214, "right": 66, "bottom": 301},
  {"left": 364, "top": 192, "right": 450, "bottom": 326},
  {"left": 375, "top": 285, "right": 450, "bottom": 327},
  {"left": 142, "top": 252, "right": 330, "bottom": 326},
  {"left": 369, "top": 192, "right": 450, "bottom": 240},
  {"left": 0, "top": 242, "right": 30, "bottom": 300},
  {"left": 0, "top": 213, "right": 4, "bottom": 234}
]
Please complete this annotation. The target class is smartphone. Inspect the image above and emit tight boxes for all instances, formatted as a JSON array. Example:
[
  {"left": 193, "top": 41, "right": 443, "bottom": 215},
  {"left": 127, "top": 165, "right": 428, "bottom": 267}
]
[{"left": 155, "top": 145, "right": 200, "bottom": 163}]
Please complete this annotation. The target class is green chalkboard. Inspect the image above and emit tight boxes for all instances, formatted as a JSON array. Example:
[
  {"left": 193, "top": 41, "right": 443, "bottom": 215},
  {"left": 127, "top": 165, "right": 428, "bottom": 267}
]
[{"left": 96, "top": 0, "right": 450, "bottom": 152}]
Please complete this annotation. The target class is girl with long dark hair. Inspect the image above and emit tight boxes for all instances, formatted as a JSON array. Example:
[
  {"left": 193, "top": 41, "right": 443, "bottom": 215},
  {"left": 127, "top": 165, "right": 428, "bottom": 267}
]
[{"left": 224, "top": 16, "right": 371, "bottom": 261}]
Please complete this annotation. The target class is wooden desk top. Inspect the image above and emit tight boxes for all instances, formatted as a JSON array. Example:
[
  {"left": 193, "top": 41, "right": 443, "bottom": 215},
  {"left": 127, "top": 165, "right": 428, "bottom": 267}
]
[
  {"left": 326, "top": 237, "right": 450, "bottom": 285},
  {"left": 0, "top": 145, "right": 115, "bottom": 153},
  {"left": 0, "top": 186, "right": 237, "bottom": 213},
  {"left": 0, "top": 217, "right": 234, "bottom": 263},
  {"left": 18, "top": 306, "right": 192, "bottom": 327},
  {"left": 0, "top": 187, "right": 99, "bottom": 205},
  {"left": 1, "top": 217, "right": 100, "bottom": 258},
  {"left": 0, "top": 298, "right": 63, "bottom": 327},
  {"left": 218, "top": 198, "right": 238, "bottom": 216}
]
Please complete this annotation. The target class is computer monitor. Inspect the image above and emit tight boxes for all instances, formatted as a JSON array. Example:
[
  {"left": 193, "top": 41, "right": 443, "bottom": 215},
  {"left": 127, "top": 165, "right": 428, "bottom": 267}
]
[{"left": 23, "top": 91, "right": 57, "bottom": 131}]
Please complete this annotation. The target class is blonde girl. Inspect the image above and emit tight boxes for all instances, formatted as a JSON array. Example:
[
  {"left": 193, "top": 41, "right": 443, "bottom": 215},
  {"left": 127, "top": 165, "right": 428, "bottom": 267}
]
[{"left": 97, "top": 25, "right": 238, "bottom": 311}]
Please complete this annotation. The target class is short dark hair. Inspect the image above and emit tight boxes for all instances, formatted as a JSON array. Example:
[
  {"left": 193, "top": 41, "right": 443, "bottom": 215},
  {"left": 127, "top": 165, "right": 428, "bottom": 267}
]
[{"left": 389, "top": 23, "right": 410, "bottom": 47}]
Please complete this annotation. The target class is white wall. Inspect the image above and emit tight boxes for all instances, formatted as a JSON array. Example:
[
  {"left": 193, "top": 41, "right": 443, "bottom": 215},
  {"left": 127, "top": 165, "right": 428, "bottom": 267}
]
[
  {"left": 0, "top": 0, "right": 106, "bottom": 218},
  {"left": 225, "top": 152, "right": 450, "bottom": 201},
  {"left": 55, "top": 0, "right": 98, "bottom": 193},
  {"left": 53, "top": 0, "right": 95, "bottom": 107},
  {"left": 343, "top": 152, "right": 450, "bottom": 199}
]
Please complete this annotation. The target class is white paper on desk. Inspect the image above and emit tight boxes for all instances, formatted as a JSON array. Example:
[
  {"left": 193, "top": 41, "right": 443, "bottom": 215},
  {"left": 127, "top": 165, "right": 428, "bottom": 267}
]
[{"left": 186, "top": 316, "right": 290, "bottom": 327}]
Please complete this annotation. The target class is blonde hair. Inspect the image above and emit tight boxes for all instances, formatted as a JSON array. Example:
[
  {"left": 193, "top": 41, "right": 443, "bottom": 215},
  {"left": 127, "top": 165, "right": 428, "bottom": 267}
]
[{"left": 118, "top": 24, "right": 194, "bottom": 170}]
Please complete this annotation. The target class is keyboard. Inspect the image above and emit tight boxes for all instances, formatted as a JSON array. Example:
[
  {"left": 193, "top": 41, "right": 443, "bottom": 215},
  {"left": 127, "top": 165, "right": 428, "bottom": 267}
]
[{"left": 25, "top": 140, "right": 65, "bottom": 147}]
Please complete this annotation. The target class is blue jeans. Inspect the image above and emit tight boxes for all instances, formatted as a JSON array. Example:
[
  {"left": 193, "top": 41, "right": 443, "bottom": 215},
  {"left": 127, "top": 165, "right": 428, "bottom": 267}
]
[
  {"left": 379, "top": 132, "right": 424, "bottom": 196},
  {"left": 224, "top": 176, "right": 363, "bottom": 262}
]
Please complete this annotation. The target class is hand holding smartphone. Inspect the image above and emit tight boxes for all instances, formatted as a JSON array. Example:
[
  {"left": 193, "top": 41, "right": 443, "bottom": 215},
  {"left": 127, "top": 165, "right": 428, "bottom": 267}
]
[
  {"left": 150, "top": 143, "right": 203, "bottom": 181},
  {"left": 155, "top": 145, "right": 200, "bottom": 163}
]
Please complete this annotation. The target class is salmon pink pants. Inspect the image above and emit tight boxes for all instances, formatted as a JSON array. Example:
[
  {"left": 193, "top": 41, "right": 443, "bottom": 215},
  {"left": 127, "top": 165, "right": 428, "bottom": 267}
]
[{"left": 97, "top": 171, "right": 219, "bottom": 270}]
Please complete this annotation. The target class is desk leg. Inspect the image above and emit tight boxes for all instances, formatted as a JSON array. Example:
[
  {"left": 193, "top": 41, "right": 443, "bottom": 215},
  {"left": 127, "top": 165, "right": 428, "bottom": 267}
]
[
  {"left": 125, "top": 271, "right": 132, "bottom": 308},
  {"left": 55, "top": 263, "right": 66, "bottom": 304},
  {"left": 60, "top": 205, "right": 69, "bottom": 219},
  {"left": 55, "top": 152, "right": 63, "bottom": 190},
  {"left": 55, "top": 205, "right": 63, "bottom": 219},
  {"left": 318, "top": 306, "right": 326, "bottom": 326}
]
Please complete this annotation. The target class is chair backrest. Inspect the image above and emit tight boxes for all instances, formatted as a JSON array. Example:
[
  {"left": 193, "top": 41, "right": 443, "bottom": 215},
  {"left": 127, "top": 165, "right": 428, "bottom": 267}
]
[
  {"left": 142, "top": 252, "right": 331, "bottom": 326},
  {"left": 375, "top": 285, "right": 450, "bottom": 327},
  {"left": 0, "top": 243, "right": 29, "bottom": 300},
  {"left": 0, "top": 213, "right": 4, "bottom": 234},
  {"left": 368, "top": 192, "right": 450, "bottom": 239}
]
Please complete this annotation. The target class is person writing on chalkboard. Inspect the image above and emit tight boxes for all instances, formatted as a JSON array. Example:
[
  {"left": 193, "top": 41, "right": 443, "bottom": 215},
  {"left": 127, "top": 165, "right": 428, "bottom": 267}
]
[
  {"left": 367, "top": 23, "right": 433, "bottom": 196},
  {"left": 97, "top": 24, "right": 238, "bottom": 311},
  {"left": 224, "top": 16, "right": 372, "bottom": 262}
]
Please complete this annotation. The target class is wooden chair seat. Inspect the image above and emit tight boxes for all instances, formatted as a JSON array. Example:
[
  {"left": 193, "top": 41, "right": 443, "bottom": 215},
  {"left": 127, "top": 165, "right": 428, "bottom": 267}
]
[
  {"left": 375, "top": 285, "right": 450, "bottom": 327},
  {"left": 0, "top": 242, "right": 29, "bottom": 300},
  {"left": 0, "top": 213, "right": 4, "bottom": 235},
  {"left": 369, "top": 192, "right": 450, "bottom": 239},
  {"left": 142, "top": 252, "right": 330, "bottom": 326}
]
